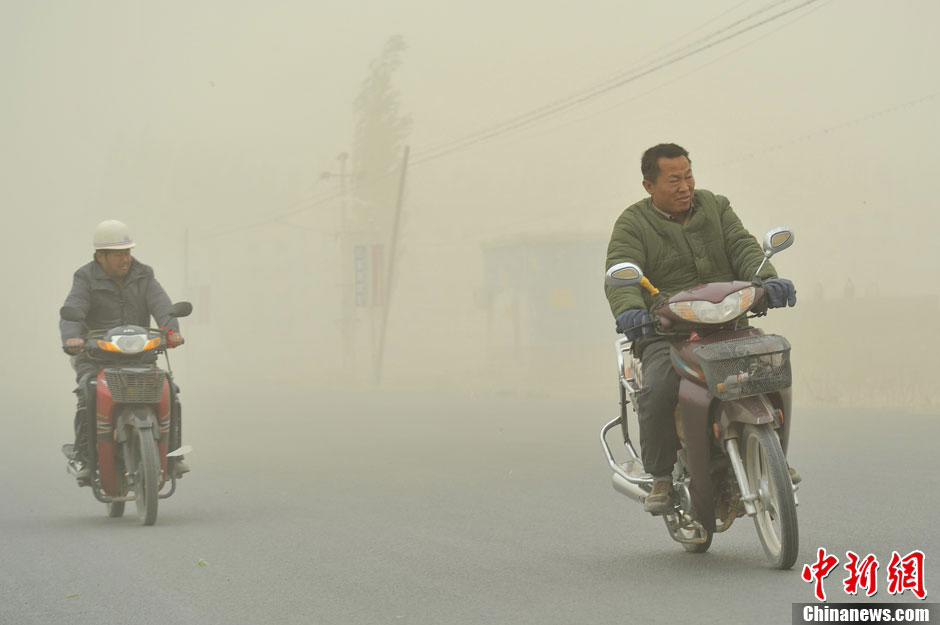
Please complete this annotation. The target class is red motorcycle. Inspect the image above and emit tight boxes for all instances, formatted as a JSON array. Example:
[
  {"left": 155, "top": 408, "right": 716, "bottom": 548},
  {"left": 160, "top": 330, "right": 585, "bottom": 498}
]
[
  {"left": 601, "top": 227, "right": 799, "bottom": 568},
  {"left": 60, "top": 302, "right": 192, "bottom": 526}
]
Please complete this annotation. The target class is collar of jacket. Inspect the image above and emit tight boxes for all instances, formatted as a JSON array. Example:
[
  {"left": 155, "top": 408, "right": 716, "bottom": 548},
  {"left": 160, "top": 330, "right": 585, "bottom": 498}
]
[
  {"left": 641, "top": 193, "right": 702, "bottom": 235},
  {"left": 87, "top": 258, "right": 147, "bottom": 289}
]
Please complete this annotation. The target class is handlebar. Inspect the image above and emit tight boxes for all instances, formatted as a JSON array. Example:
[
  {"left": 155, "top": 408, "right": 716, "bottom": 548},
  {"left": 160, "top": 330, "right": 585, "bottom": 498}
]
[
  {"left": 623, "top": 284, "right": 771, "bottom": 340},
  {"left": 65, "top": 327, "right": 179, "bottom": 356}
]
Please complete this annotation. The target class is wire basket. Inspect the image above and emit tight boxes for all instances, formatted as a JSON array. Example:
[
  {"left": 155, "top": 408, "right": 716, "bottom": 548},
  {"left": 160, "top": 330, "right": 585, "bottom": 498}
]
[
  {"left": 104, "top": 368, "right": 166, "bottom": 403},
  {"left": 692, "top": 334, "right": 791, "bottom": 401}
]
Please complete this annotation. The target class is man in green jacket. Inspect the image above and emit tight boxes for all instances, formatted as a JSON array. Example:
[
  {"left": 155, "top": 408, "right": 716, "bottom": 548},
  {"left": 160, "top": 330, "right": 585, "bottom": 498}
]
[{"left": 605, "top": 143, "right": 797, "bottom": 514}]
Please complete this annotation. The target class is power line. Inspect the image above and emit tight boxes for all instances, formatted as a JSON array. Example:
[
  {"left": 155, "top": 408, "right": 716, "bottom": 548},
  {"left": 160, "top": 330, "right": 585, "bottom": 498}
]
[
  {"left": 414, "top": 0, "right": 774, "bottom": 158},
  {"left": 466, "top": 87, "right": 940, "bottom": 240},
  {"left": 469, "top": 0, "right": 834, "bottom": 150},
  {"left": 411, "top": 0, "right": 824, "bottom": 166},
  {"left": 209, "top": 0, "right": 826, "bottom": 239},
  {"left": 205, "top": 187, "right": 344, "bottom": 239},
  {"left": 720, "top": 88, "right": 940, "bottom": 166},
  {"left": 590, "top": 0, "right": 794, "bottom": 92},
  {"left": 625, "top": 0, "right": 756, "bottom": 63}
]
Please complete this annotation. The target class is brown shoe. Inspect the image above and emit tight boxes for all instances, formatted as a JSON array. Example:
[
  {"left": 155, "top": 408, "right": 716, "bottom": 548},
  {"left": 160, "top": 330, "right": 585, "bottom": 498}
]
[{"left": 644, "top": 479, "right": 674, "bottom": 514}]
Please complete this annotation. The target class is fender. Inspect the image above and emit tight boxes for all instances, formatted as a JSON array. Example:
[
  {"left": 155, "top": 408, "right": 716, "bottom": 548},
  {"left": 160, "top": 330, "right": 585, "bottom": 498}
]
[
  {"left": 96, "top": 370, "right": 118, "bottom": 496},
  {"left": 115, "top": 406, "right": 159, "bottom": 439},
  {"left": 719, "top": 391, "right": 791, "bottom": 450},
  {"left": 720, "top": 395, "right": 776, "bottom": 429},
  {"left": 115, "top": 405, "right": 167, "bottom": 488},
  {"left": 157, "top": 378, "right": 171, "bottom": 477},
  {"left": 775, "top": 388, "right": 793, "bottom": 454},
  {"left": 676, "top": 378, "right": 716, "bottom": 533}
]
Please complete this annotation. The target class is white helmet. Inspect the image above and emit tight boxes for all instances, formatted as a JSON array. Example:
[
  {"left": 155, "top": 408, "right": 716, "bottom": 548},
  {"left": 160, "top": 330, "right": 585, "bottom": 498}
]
[{"left": 93, "top": 220, "right": 136, "bottom": 250}]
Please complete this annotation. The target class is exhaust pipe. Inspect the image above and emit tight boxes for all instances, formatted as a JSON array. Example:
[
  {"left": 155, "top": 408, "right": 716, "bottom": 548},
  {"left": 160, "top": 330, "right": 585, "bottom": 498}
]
[
  {"left": 612, "top": 472, "right": 648, "bottom": 503},
  {"left": 602, "top": 417, "right": 653, "bottom": 503}
]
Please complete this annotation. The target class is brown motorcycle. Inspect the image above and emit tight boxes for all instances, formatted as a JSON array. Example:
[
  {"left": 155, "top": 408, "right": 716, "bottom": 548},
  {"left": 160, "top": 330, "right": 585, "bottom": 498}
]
[{"left": 601, "top": 227, "right": 799, "bottom": 569}]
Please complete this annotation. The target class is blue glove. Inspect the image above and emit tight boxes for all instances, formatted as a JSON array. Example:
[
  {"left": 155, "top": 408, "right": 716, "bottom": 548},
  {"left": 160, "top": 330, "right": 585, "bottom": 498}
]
[
  {"left": 763, "top": 278, "right": 797, "bottom": 308},
  {"left": 616, "top": 309, "right": 652, "bottom": 341}
]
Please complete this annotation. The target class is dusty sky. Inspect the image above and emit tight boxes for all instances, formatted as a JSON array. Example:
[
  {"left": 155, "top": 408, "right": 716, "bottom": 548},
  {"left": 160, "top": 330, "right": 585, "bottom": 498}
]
[{"left": 1, "top": 0, "right": 938, "bottom": 399}]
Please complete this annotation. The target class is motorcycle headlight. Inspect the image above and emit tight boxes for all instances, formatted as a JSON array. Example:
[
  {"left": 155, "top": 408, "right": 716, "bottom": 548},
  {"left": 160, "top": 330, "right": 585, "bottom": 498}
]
[
  {"left": 113, "top": 334, "right": 149, "bottom": 354},
  {"left": 668, "top": 287, "right": 756, "bottom": 324},
  {"left": 96, "top": 340, "right": 122, "bottom": 353},
  {"left": 143, "top": 337, "right": 162, "bottom": 351}
]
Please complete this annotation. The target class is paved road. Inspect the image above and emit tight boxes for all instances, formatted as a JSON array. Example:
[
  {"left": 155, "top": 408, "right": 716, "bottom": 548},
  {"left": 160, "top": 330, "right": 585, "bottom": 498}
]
[{"left": 2, "top": 389, "right": 937, "bottom": 625}]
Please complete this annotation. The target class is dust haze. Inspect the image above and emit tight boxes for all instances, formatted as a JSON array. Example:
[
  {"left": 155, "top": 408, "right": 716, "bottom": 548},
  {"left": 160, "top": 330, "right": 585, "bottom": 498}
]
[
  {"left": 4, "top": 1, "right": 937, "bottom": 407},
  {"left": 1, "top": 2, "right": 939, "bottom": 619}
]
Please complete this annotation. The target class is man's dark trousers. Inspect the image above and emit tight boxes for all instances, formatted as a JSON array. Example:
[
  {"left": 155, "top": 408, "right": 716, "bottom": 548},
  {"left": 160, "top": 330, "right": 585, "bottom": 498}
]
[{"left": 635, "top": 338, "right": 681, "bottom": 478}]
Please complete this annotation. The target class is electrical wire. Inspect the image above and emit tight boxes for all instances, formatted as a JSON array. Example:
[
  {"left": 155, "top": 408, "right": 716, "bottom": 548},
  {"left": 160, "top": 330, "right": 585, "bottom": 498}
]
[
  {"left": 720, "top": 88, "right": 940, "bottom": 166},
  {"left": 461, "top": 0, "right": 834, "bottom": 151},
  {"left": 209, "top": 0, "right": 826, "bottom": 238},
  {"left": 411, "top": 0, "right": 824, "bottom": 167}
]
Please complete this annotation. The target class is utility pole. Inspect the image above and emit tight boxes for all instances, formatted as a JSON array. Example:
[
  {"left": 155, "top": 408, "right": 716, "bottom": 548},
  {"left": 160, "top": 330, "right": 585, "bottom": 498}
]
[
  {"left": 374, "top": 146, "right": 410, "bottom": 385},
  {"left": 324, "top": 153, "right": 356, "bottom": 382}
]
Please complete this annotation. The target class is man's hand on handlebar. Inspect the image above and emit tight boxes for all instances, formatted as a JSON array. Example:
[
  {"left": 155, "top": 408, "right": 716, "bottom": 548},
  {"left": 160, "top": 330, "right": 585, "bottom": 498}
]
[
  {"left": 166, "top": 330, "right": 185, "bottom": 349},
  {"left": 63, "top": 338, "right": 84, "bottom": 355},
  {"left": 763, "top": 278, "right": 797, "bottom": 308},
  {"left": 616, "top": 309, "right": 652, "bottom": 341}
]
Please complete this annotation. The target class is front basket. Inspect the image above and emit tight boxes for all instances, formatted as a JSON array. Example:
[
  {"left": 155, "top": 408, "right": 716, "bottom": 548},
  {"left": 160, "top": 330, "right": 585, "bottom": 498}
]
[{"left": 692, "top": 334, "right": 791, "bottom": 401}]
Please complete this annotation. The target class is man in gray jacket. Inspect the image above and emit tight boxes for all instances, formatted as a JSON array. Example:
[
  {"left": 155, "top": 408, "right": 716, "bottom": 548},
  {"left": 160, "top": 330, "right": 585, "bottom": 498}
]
[{"left": 60, "top": 220, "right": 186, "bottom": 481}]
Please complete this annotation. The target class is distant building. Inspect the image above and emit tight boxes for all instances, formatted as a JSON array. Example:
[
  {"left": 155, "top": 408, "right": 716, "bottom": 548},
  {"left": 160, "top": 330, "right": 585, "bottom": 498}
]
[{"left": 480, "top": 234, "right": 613, "bottom": 392}]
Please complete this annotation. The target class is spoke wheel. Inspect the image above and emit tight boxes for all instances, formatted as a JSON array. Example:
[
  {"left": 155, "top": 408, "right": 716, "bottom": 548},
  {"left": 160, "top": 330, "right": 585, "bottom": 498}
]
[{"left": 743, "top": 423, "right": 798, "bottom": 569}]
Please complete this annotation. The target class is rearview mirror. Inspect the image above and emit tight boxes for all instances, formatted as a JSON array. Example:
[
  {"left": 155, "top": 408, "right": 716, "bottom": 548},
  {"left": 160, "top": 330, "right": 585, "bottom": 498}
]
[
  {"left": 752, "top": 227, "right": 795, "bottom": 280},
  {"left": 606, "top": 262, "right": 644, "bottom": 288},
  {"left": 763, "top": 227, "right": 794, "bottom": 256},
  {"left": 169, "top": 301, "right": 193, "bottom": 318}
]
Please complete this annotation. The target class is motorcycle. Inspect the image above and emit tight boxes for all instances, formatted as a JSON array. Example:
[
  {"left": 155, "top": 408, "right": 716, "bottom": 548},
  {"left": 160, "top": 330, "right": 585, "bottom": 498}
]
[
  {"left": 60, "top": 302, "right": 193, "bottom": 526},
  {"left": 600, "top": 227, "right": 799, "bottom": 569}
]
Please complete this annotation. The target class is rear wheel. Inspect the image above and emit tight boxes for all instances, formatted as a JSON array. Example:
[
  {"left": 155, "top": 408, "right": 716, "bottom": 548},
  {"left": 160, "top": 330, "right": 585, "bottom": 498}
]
[
  {"left": 743, "top": 423, "right": 798, "bottom": 569},
  {"left": 134, "top": 428, "right": 160, "bottom": 526}
]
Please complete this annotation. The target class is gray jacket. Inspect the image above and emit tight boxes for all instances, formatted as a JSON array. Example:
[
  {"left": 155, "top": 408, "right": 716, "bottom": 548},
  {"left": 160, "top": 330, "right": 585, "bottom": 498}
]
[{"left": 59, "top": 258, "right": 181, "bottom": 342}]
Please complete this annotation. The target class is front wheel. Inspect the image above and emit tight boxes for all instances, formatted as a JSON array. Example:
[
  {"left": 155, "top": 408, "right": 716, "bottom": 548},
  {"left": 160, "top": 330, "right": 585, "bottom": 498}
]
[
  {"left": 134, "top": 428, "right": 160, "bottom": 526},
  {"left": 106, "top": 469, "right": 126, "bottom": 518},
  {"left": 743, "top": 423, "right": 798, "bottom": 569},
  {"left": 107, "top": 501, "right": 125, "bottom": 517}
]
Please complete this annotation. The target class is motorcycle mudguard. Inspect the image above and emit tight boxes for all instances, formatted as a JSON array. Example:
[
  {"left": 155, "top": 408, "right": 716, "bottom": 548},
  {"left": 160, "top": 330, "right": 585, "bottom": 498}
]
[
  {"left": 720, "top": 395, "right": 775, "bottom": 425},
  {"left": 95, "top": 370, "right": 119, "bottom": 496},
  {"left": 777, "top": 388, "right": 792, "bottom": 455},
  {"left": 720, "top": 389, "right": 792, "bottom": 454},
  {"left": 158, "top": 379, "right": 171, "bottom": 478},
  {"left": 115, "top": 406, "right": 167, "bottom": 488},
  {"left": 676, "top": 378, "right": 716, "bottom": 534}
]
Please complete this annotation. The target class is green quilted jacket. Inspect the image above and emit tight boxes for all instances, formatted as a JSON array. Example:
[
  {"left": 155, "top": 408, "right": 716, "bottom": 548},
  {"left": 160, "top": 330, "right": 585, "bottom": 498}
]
[{"left": 605, "top": 189, "right": 776, "bottom": 318}]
